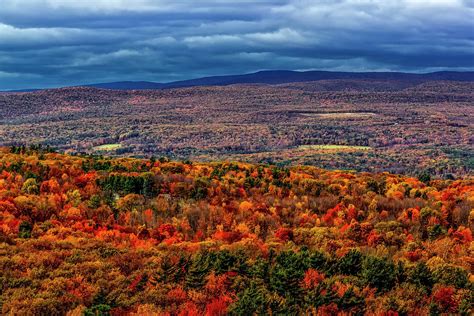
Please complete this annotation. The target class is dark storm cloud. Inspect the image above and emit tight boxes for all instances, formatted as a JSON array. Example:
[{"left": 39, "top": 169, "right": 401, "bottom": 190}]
[{"left": 0, "top": 0, "right": 473, "bottom": 90}]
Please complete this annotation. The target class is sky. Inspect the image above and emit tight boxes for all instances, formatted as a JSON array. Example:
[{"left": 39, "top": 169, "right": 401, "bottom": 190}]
[{"left": 0, "top": 0, "right": 473, "bottom": 90}]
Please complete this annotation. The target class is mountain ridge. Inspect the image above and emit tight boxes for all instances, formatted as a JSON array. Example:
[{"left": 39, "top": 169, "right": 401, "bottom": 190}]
[
  {"left": 87, "top": 70, "right": 474, "bottom": 90},
  {"left": 3, "top": 70, "right": 474, "bottom": 92}
]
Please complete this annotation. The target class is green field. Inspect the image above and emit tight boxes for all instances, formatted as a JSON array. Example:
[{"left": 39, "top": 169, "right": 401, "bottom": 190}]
[
  {"left": 298, "top": 144, "right": 372, "bottom": 151},
  {"left": 302, "top": 112, "right": 376, "bottom": 118},
  {"left": 92, "top": 143, "right": 122, "bottom": 151}
]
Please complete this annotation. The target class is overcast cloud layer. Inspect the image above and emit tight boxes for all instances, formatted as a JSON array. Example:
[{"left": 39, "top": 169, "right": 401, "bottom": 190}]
[{"left": 0, "top": 0, "right": 473, "bottom": 90}]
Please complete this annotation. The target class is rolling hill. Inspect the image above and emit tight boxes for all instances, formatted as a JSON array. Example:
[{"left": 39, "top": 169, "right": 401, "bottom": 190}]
[
  {"left": 1, "top": 79, "right": 472, "bottom": 177},
  {"left": 3, "top": 70, "right": 474, "bottom": 92},
  {"left": 84, "top": 70, "right": 474, "bottom": 90}
]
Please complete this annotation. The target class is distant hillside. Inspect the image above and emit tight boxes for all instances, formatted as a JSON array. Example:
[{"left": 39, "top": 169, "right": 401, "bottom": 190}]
[
  {"left": 1, "top": 80, "right": 472, "bottom": 177},
  {"left": 83, "top": 70, "right": 474, "bottom": 90},
  {"left": 88, "top": 81, "right": 165, "bottom": 90},
  {"left": 2, "top": 70, "right": 473, "bottom": 92}
]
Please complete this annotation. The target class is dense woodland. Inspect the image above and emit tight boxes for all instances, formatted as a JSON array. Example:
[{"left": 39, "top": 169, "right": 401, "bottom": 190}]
[
  {"left": 1, "top": 80, "right": 472, "bottom": 177},
  {"left": 0, "top": 146, "right": 472, "bottom": 315}
]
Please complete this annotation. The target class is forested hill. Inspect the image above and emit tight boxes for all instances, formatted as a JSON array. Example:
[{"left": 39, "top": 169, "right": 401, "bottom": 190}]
[
  {"left": 0, "top": 147, "right": 472, "bottom": 315},
  {"left": 1, "top": 81, "right": 473, "bottom": 178},
  {"left": 86, "top": 70, "right": 474, "bottom": 90},
  {"left": 3, "top": 70, "right": 473, "bottom": 92}
]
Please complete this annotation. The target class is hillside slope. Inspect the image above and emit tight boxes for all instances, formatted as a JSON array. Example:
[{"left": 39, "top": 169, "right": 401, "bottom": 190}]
[
  {"left": 0, "top": 147, "right": 472, "bottom": 314},
  {"left": 1, "top": 80, "right": 472, "bottom": 177},
  {"left": 82, "top": 70, "right": 474, "bottom": 90}
]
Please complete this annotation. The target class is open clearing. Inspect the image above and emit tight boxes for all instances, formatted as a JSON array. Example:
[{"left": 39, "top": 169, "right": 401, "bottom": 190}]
[
  {"left": 298, "top": 144, "right": 372, "bottom": 151},
  {"left": 93, "top": 143, "right": 122, "bottom": 151},
  {"left": 301, "top": 112, "right": 376, "bottom": 118}
]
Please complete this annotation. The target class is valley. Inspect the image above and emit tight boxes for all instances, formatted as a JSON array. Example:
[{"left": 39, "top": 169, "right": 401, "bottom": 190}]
[{"left": 1, "top": 79, "right": 472, "bottom": 177}]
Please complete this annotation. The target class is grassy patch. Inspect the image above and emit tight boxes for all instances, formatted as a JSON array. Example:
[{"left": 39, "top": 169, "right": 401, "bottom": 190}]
[
  {"left": 302, "top": 112, "right": 376, "bottom": 118},
  {"left": 93, "top": 143, "right": 122, "bottom": 151},
  {"left": 298, "top": 145, "right": 371, "bottom": 151}
]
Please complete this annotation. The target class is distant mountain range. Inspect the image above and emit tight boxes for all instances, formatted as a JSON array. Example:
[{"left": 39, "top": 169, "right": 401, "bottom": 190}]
[{"left": 3, "top": 70, "right": 474, "bottom": 92}]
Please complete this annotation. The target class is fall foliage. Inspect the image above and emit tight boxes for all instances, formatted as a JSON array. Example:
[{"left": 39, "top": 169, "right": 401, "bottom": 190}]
[
  {"left": 1, "top": 80, "right": 473, "bottom": 178},
  {"left": 0, "top": 146, "right": 472, "bottom": 315}
]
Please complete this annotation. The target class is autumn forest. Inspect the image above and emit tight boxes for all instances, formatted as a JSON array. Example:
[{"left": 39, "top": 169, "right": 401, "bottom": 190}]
[
  {"left": 0, "top": 145, "right": 472, "bottom": 315},
  {"left": 2, "top": 0, "right": 474, "bottom": 313},
  {"left": 1, "top": 80, "right": 473, "bottom": 178}
]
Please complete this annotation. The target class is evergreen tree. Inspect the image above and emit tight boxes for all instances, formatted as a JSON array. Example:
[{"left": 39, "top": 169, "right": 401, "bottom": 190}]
[
  {"left": 338, "top": 249, "right": 363, "bottom": 276},
  {"left": 407, "top": 262, "right": 433, "bottom": 293},
  {"left": 270, "top": 251, "right": 307, "bottom": 301},
  {"left": 361, "top": 256, "right": 396, "bottom": 292},
  {"left": 186, "top": 252, "right": 211, "bottom": 288}
]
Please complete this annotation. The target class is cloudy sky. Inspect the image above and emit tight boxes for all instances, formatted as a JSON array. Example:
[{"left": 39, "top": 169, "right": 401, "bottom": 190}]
[{"left": 0, "top": 0, "right": 473, "bottom": 90}]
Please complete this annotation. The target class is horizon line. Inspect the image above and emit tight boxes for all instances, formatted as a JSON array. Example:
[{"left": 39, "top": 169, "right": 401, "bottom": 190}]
[{"left": 2, "top": 68, "right": 474, "bottom": 92}]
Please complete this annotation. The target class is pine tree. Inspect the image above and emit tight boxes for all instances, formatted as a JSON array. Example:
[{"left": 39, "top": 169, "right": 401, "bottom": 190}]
[{"left": 186, "top": 253, "right": 211, "bottom": 288}]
